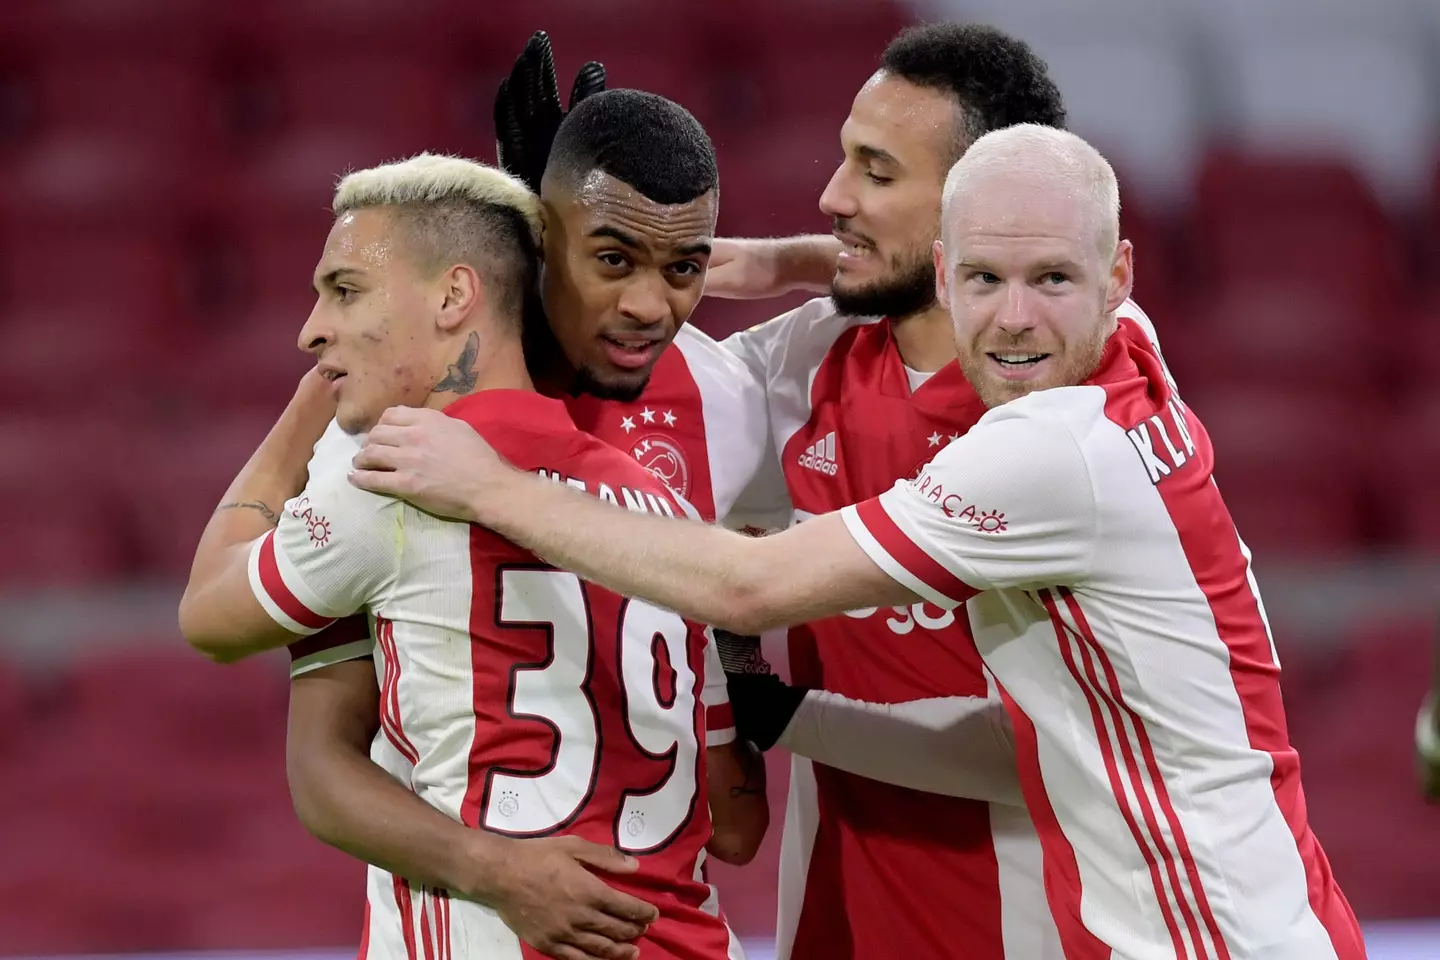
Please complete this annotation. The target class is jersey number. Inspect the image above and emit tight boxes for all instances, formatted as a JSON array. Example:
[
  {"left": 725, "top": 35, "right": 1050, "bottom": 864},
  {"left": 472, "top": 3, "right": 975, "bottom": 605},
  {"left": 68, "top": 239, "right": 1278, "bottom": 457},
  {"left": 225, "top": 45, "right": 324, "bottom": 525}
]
[{"left": 481, "top": 568, "right": 700, "bottom": 853}]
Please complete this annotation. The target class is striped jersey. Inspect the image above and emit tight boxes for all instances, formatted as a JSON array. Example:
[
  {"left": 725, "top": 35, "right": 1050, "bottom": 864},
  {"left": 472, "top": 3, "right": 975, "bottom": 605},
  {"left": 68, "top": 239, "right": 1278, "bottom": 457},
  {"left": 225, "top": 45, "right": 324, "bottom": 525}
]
[
  {"left": 254, "top": 391, "right": 743, "bottom": 960},
  {"left": 841, "top": 319, "right": 1365, "bottom": 960}
]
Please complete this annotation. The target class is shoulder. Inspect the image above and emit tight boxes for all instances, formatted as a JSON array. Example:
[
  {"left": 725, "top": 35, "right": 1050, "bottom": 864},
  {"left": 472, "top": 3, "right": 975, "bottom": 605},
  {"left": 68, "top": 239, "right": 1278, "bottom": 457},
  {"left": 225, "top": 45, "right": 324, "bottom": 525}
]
[
  {"left": 932, "top": 389, "right": 1102, "bottom": 487},
  {"left": 723, "top": 296, "right": 877, "bottom": 366}
]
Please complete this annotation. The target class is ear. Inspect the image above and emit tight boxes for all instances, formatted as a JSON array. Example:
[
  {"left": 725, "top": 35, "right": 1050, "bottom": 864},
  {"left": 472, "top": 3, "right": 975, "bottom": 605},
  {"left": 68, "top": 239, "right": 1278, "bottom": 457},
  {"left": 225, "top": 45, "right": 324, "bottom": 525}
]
[
  {"left": 1104, "top": 239, "right": 1134, "bottom": 315},
  {"left": 435, "top": 263, "right": 483, "bottom": 332},
  {"left": 932, "top": 239, "right": 950, "bottom": 309}
]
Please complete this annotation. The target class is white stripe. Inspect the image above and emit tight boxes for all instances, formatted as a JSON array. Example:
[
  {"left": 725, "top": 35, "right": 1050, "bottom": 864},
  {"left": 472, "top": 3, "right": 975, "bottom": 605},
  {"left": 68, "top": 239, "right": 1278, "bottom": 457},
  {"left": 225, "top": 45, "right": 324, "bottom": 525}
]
[
  {"left": 289, "top": 638, "right": 374, "bottom": 678},
  {"left": 246, "top": 535, "right": 320, "bottom": 635},
  {"left": 982, "top": 667, "right": 1063, "bottom": 958},
  {"left": 694, "top": 850, "right": 748, "bottom": 960},
  {"left": 838, "top": 505, "right": 954, "bottom": 610},
  {"left": 774, "top": 755, "right": 819, "bottom": 960},
  {"left": 1048, "top": 590, "right": 1217, "bottom": 960}
]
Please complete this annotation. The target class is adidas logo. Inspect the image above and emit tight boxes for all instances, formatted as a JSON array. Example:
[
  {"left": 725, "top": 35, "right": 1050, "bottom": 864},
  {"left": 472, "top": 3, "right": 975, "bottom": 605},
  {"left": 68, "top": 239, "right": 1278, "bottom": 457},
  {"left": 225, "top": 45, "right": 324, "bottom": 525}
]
[{"left": 798, "top": 431, "right": 839, "bottom": 476}]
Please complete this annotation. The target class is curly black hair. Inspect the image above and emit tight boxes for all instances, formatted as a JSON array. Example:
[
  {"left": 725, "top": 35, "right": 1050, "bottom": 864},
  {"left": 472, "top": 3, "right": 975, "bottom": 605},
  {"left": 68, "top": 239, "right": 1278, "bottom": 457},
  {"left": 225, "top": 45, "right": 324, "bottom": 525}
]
[{"left": 880, "top": 23, "right": 1067, "bottom": 160}]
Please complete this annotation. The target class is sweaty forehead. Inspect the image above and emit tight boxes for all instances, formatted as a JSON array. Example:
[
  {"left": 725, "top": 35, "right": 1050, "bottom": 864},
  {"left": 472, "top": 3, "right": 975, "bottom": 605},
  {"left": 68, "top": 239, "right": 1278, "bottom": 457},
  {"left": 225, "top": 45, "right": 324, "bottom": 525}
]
[
  {"left": 316, "top": 208, "right": 402, "bottom": 278},
  {"left": 844, "top": 73, "right": 959, "bottom": 176},
  {"left": 565, "top": 171, "right": 716, "bottom": 251},
  {"left": 953, "top": 176, "right": 1095, "bottom": 247}
]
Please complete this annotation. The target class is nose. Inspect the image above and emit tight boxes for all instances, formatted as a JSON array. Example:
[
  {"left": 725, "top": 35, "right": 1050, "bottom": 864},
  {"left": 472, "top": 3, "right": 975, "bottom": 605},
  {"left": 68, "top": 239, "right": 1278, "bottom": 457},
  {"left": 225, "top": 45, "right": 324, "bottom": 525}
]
[
  {"left": 995, "top": 284, "right": 1037, "bottom": 336},
  {"left": 818, "top": 163, "right": 858, "bottom": 220},
  {"left": 616, "top": 273, "right": 672, "bottom": 328},
  {"left": 297, "top": 299, "right": 331, "bottom": 356}
]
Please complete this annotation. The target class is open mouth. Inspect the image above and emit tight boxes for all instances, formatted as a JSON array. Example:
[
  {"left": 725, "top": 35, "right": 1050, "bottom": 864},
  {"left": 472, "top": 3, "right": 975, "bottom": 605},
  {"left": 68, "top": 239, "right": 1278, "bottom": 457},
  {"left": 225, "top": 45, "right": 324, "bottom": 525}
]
[
  {"left": 989, "top": 353, "right": 1049, "bottom": 369},
  {"left": 601, "top": 335, "right": 662, "bottom": 371}
]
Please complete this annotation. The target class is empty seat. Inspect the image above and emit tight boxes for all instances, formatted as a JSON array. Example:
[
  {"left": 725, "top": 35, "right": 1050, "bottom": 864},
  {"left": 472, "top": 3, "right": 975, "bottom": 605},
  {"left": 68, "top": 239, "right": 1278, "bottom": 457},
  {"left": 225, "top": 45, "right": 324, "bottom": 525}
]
[
  {"left": 1164, "top": 282, "right": 1379, "bottom": 395},
  {"left": 1185, "top": 387, "right": 1371, "bottom": 557},
  {"left": 1382, "top": 386, "right": 1440, "bottom": 551},
  {"left": 118, "top": 414, "right": 287, "bottom": 576},
  {"left": 1191, "top": 151, "right": 1402, "bottom": 301},
  {"left": 0, "top": 660, "right": 25, "bottom": 755},
  {"left": 172, "top": 310, "right": 317, "bottom": 418}
]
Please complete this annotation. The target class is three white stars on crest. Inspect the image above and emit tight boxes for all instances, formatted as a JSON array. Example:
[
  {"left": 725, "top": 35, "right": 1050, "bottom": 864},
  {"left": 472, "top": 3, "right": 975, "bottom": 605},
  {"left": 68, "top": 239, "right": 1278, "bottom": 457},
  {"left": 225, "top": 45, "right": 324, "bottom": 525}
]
[
  {"left": 927, "top": 432, "right": 961, "bottom": 447},
  {"left": 620, "top": 408, "right": 678, "bottom": 434}
]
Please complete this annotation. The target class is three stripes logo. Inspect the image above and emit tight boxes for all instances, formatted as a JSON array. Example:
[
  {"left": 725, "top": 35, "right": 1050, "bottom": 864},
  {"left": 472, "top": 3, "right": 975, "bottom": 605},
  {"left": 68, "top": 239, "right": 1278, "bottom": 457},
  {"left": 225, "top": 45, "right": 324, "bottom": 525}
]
[{"left": 798, "top": 431, "right": 839, "bottom": 476}]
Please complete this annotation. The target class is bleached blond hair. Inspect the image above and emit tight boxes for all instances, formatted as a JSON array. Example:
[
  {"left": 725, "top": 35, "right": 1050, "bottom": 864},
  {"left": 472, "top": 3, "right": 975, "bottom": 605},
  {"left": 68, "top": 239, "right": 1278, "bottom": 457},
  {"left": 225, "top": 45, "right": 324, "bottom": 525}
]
[
  {"left": 333, "top": 153, "right": 544, "bottom": 321},
  {"left": 941, "top": 124, "right": 1121, "bottom": 261}
]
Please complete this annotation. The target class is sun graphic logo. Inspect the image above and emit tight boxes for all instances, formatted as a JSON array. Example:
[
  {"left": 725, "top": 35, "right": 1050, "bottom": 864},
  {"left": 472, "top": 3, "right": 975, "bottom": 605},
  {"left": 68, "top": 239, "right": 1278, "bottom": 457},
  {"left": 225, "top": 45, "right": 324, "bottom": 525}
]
[
  {"left": 630, "top": 434, "right": 690, "bottom": 498},
  {"left": 307, "top": 516, "right": 331, "bottom": 547},
  {"left": 975, "top": 509, "right": 1007, "bottom": 533}
]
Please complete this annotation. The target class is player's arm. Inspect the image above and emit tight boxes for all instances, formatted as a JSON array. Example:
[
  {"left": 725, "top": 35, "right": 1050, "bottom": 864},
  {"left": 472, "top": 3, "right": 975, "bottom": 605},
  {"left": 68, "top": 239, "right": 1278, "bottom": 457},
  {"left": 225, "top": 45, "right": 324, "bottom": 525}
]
[
  {"left": 703, "top": 236, "right": 841, "bottom": 300},
  {"left": 287, "top": 638, "right": 660, "bottom": 960},
  {"left": 351, "top": 406, "right": 1093, "bottom": 637},
  {"left": 179, "top": 370, "right": 336, "bottom": 661},
  {"left": 698, "top": 636, "right": 768, "bottom": 864}
]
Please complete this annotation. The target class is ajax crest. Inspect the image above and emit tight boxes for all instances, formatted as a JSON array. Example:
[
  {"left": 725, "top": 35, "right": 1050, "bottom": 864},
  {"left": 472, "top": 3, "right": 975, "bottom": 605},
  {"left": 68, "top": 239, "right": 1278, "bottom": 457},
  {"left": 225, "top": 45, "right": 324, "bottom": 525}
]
[{"left": 631, "top": 434, "right": 690, "bottom": 498}]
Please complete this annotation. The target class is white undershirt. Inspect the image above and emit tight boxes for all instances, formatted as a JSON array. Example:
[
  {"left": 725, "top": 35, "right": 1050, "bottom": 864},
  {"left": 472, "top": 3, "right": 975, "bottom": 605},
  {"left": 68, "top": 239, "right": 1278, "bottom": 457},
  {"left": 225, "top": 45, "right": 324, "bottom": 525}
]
[{"left": 905, "top": 364, "right": 936, "bottom": 392}]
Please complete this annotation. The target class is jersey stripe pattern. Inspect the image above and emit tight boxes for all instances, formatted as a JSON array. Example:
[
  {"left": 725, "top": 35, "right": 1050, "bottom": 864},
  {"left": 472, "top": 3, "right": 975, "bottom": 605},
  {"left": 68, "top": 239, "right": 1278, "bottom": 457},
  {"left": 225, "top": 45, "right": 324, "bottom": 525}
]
[
  {"left": 253, "top": 392, "right": 741, "bottom": 960},
  {"left": 843, "top": 320, "right": 1365, "bottom": 959}
]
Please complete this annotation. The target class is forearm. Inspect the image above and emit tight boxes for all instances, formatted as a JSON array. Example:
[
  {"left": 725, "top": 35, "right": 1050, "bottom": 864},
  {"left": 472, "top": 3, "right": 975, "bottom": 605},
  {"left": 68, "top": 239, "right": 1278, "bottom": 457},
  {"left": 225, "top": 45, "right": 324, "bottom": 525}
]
[
  {"left": 289, "top": 739, "right": 506, "bottom": 898},
  {"left": 180, "top": 377, "right": 334, "bottom": 655},
  {"left": 779, "top": 691, "right": 1024, "bottom": 806},
  {"left": 483, "top": 474, "right": 770, "bottom": 633},
  {"left": 705, "top": 236, "right": 840, "bottom": 300},
  {"left": 705, "top": 741, "right": 768, "bottom": 865}
]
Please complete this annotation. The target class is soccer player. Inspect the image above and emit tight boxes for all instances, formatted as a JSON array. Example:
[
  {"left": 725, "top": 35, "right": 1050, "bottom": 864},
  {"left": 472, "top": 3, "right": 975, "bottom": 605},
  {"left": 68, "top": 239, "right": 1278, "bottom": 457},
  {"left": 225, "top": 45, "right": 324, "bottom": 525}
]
[
  {"left": 180, "top": 155, "right": 750, "bottom": 960},
  {"left": 349, "top": 125, "right": 1368, "bottom": 960}
]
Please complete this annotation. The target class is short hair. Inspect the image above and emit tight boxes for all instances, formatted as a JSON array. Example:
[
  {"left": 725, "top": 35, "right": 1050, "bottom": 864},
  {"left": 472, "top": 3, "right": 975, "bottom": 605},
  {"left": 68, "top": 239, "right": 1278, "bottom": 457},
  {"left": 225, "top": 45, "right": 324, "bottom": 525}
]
[
  {"left": 942, "top": 124, "right": 1121, "bottom": 260},
  {"left": 543, "top": 89, "right": 718, "bottom": 205},
  {"left": 880, "top": 23, "right": 1067, "bottom": 160},
  {"left": 333, "top": 153, "right": 543, "bottom": 323}
]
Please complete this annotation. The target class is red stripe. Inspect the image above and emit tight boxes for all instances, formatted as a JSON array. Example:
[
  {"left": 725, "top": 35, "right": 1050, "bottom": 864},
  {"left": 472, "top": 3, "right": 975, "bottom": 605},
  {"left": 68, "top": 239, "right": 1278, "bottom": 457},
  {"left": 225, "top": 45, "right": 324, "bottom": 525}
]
[
  {"left": 706, "top": 701, "right": 734, "bottom": 733},
  {"left": 996, "top": 682, "right": 1109, "bottom": 960},
  {"left": 437, "top": 890, "right": 451, "bottom": 960},
  {"left": 853, "top": 497, "right": 978, "bottom": 605},
  {"left": 258, "top": 530, "right": 334, "bottom": 630},
  {"left": 1043, "top": 591, "right": 1192, "bottom": 958},
  {"left": 419, "top": 892, "right": 436, "bottom": 960},
  {"left": 1097, "top": 335, "right": 1365, "bottom": 957},
  {"left": 356, "top": 898, "right": 371, "bottom": 960},
  {"left": 392, "top": 876, "right": 419, "bottom": 960},
  {"left": 1062, "top": 588, "right": 1230, "bottom": 959},
  {"left": 289, "top": 614, "right": 371, "bottom": 663},
  {"left": 376, "top": 618, "right": 420, "bottom": 766}
]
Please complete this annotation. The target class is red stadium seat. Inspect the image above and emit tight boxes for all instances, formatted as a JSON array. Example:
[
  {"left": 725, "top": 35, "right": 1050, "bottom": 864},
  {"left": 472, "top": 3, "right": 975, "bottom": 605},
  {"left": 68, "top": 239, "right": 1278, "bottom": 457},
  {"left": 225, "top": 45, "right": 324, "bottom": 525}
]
[
  {"left": 120, "top": 413, "right": 286, "bottom": 576},
  {"left": 0, "top": 222, "right": 187, "bottom": 317},
  {"left": 1163, "top": 281, "right": 1378, "bottom": 396},
  {"left": 0, "top": 416, "right": 133, "bottom": 584},
  {"left": 1184, "top": 386, "right": 1371, "bottom": 557},
  {"left": 1192, "top": 150, "right": 1402, "bottom": 303},
  {"left": 1382, "top": 386, "right": 1440, "bottom": 551},
  {"left": 0, "top": 660, "right": 25, "bottom": 755},
  {"left": 171, "top": 305, "right": 316, "bottom": 417}
]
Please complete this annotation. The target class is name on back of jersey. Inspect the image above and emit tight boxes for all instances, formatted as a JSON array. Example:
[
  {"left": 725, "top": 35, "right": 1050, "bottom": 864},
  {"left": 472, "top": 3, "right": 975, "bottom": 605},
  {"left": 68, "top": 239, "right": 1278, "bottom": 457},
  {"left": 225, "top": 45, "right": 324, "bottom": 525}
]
[
  {"left": 535, "top": 468, "right": 678, "bottom": 517},
  {"left": 1123, "top": 396, "right": 1198, "bottom": 486}
]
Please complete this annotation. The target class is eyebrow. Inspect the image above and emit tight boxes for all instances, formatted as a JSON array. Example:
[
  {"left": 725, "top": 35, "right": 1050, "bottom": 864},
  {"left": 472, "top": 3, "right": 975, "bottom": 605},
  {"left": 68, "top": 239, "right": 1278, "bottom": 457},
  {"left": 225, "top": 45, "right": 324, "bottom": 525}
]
[
  {"left": 314, "top": 267, "right": 362, "bottom": 291},
  {"left": 590, "top": 226, "right": 712, "bottom": 258},
  {"left": 855, "top": 144, "right": 899, "bottom": 166}
]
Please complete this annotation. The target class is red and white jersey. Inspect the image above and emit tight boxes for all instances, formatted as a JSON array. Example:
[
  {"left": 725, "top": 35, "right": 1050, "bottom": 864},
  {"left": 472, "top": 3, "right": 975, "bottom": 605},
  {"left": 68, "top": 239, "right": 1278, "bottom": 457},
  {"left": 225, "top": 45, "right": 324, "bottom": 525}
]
[
  {"left": 725, "top": 298, "right": 1055, "bottom": 960},
  {"left": 255, "top": 393, "right": 743, "bottom": 960},
  {"left": 567, "top": 324, "right": 786, "bottom": 529},
  {"left": 842, "top": 320, "right": 1364, "bottom": 960}
]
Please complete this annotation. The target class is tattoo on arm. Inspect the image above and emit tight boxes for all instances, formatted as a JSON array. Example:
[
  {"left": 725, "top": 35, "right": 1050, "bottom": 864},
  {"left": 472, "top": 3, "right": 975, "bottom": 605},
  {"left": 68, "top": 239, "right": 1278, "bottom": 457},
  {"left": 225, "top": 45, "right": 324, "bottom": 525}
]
[
  {"left": 217, "top": 501, "right": 280, "bottom": 525},
  {"left": 729, "top": 743, "right": 766, "bottom": 799},
  {"left": 433, "top": 332, "right": 480, "bottom": 396}
]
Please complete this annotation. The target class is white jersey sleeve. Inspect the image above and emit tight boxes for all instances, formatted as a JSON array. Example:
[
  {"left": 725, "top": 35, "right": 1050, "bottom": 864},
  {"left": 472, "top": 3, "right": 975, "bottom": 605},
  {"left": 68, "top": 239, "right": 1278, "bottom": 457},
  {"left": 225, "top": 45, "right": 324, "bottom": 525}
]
[
  {"left": 701, "top": 629, "right": 736, "bottom": 747},
  {"left": 840, "top": 401, "right": 1097, "bottom": 609},
  {"left": 247, "top": 428, "right": 402, "bottom": 635},
  {"left": 778, "top": 690, "right": 1023, "bottom": 806}
]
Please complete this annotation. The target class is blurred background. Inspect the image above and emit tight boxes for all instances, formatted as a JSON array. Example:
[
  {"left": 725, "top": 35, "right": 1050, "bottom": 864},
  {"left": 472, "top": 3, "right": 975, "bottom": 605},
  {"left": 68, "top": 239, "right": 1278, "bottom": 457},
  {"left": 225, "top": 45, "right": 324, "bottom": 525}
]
[{"left": 1, "top": 0, "right": 1438, "bottom": 955}]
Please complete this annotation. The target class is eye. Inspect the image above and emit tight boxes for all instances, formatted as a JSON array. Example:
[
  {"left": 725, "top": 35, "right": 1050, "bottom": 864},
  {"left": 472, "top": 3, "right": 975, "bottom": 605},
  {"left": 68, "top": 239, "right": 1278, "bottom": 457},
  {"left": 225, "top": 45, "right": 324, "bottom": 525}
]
[
  {"left": 974, "top": 272, "right": 1001, "bottom": 285},
  {"left": 335, "top": 286, "right": 356, "bottom": 303},
  {"left": 668, "top": 260, "right": 702, "bottom": 277},
  {"left": 1042, "top": 272, "right": 1069, "bottom": 285},
  {"left": 866, "top": 172, "right": 893, "bottom": 186},
  {"left": 598, "top": 252, "right": 628, "bottom": 269}
]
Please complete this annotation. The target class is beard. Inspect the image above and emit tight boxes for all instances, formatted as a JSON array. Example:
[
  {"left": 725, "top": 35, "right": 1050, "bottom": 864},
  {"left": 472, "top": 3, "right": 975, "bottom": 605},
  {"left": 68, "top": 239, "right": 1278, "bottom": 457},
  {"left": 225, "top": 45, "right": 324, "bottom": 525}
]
[
  {"left": 961, "top": 315, "right": 1116, "bottom": 409},
  {"left": 831, "top": 236, "right": 937, "bottom": 320},
  {"left": 572, "top": 364, "right": 648, "bottom": 403}
]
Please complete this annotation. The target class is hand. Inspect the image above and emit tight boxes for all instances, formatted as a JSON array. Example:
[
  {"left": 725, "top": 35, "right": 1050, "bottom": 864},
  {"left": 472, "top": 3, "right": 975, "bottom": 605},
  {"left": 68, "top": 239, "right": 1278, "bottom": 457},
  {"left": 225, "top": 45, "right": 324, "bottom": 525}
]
[
  {"left": 701, "top": 238, "right": 772, "bottom": 301},
  {"left": 495, "top": 31, "right": 606, "bottom": 192},
  {"left": 712, "top": 629, "right": 808, "bottom": 751},
  {"left": 481, "top": 835, "right": 659, "bottom": 960},
  {"left": 348, "top": 406, "right": 516, "bottom": 523}
]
